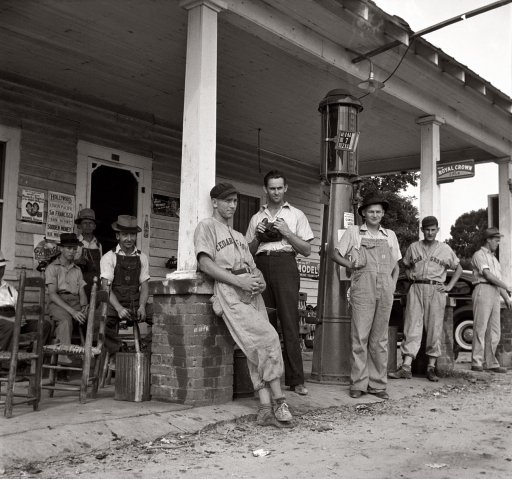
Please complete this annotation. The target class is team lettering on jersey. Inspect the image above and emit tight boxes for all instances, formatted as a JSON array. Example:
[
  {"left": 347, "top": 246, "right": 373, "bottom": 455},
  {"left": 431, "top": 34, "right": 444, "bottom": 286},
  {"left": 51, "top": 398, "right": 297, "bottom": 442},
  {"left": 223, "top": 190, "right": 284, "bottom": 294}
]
[
  {"left": 410, "top": 255, "right": 448, "bottom": 268},
  {"left": 216, "top": 236, "right": 249, "bottom": 252}
]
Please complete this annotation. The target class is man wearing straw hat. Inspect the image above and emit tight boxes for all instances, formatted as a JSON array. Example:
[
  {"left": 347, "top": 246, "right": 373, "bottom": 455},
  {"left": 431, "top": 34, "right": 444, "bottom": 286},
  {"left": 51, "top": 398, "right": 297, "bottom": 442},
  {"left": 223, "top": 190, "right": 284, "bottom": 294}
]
[
  {"left": 100, "top": 215, "right": 150, "bottom": 352},
  {"left": 0, "top": 250, "right": 52, "bottom": 352},
  {"left": 74, "top": 208, "right": 102, "bottom": 300},
  {"left": 45, "top": 233, "right": 88, "bottom": 365}
]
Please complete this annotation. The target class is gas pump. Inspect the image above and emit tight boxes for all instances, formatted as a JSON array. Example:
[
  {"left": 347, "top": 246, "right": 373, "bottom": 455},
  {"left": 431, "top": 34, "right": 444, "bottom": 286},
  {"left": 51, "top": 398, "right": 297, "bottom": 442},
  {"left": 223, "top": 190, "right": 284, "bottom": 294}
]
[{"left": 311, "top": 90, "right": 363, "bottom": 384}]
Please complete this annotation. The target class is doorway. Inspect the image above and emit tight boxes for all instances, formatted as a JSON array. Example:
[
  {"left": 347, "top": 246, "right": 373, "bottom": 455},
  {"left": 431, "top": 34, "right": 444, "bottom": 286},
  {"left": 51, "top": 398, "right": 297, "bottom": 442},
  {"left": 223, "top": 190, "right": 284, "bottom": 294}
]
[
  {"left": 76, "top": 141, "right": 152, "bottom": 255},
  {"left": 90, "top": 164, "right": 139, "bottom": 253}
]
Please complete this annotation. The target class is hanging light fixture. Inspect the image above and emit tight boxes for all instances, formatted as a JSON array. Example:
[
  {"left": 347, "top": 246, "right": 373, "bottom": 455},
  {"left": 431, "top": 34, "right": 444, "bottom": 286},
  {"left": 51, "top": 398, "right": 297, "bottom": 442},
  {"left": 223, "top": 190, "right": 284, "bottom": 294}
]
[{"left": 357, "top": 58, "right": 385, "bottom": 93}]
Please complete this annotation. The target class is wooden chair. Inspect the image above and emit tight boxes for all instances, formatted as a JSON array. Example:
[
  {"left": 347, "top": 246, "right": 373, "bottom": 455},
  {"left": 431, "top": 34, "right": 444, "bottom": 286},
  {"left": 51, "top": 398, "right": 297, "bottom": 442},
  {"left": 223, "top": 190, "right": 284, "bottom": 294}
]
[
  {"left": 0, "top": 269, "right": 46, "bottom": 418},
  {"left": 41, "top": 277, "right": 108, "bottom": 403}
]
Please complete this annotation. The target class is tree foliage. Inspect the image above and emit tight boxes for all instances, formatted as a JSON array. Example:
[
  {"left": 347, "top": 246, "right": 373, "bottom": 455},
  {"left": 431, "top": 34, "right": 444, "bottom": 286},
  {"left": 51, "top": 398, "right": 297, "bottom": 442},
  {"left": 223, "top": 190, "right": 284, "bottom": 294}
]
[
  {"left": 446, "top": 208, "right": 488, "bottom": 265},
  {"left": 359, "top": 173, "right": 419, "bottom": 256}
]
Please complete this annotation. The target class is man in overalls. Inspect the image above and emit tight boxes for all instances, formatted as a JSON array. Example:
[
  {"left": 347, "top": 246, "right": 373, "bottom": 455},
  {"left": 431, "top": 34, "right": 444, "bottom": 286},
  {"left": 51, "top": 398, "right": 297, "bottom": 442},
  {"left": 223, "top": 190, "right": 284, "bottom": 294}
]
[
  {"left": 100, "top": 215, "right": 150, "bottom": 353},
  {"left": 331, "top": 195, "right": 401, "bottom": 399},
  {"left": 74, "top": 208, "right": 102, "bottom": 300}
]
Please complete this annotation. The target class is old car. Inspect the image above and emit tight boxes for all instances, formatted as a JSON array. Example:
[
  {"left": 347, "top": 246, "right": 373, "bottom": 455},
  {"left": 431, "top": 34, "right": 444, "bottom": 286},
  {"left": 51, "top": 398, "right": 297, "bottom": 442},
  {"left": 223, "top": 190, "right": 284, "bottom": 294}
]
[{"left": 390, "top": 270, "right": 476, "bottom": 357}]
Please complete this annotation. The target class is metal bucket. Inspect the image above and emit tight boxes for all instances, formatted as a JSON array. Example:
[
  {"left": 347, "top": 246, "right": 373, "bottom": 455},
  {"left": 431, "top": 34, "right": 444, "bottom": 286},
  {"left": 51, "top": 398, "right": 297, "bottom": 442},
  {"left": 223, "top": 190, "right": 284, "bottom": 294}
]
[{"left": 114, "top": 352, "right": 151, "bottom": 402}]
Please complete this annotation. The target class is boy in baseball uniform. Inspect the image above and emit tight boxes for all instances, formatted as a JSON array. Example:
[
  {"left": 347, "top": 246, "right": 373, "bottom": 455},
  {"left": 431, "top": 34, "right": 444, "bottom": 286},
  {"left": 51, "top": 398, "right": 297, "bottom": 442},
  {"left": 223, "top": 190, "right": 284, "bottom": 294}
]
[{"left": 389, "top": 216, "right": 462, "bottom": 381}]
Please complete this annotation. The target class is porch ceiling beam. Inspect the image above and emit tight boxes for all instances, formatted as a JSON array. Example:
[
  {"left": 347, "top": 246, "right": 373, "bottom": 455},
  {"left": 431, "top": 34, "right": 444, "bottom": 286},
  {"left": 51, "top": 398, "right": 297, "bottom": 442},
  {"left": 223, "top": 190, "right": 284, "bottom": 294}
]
[{"left": 222, "top": 0, "right": 512, "bottom": 158}]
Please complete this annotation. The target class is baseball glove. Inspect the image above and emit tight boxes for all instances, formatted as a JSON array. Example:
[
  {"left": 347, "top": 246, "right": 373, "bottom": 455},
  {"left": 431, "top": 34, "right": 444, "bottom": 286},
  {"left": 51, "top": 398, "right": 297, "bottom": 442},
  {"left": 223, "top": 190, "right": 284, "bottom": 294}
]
[{"left": 256, "top": 218, "right": 283, "bottom": 243}]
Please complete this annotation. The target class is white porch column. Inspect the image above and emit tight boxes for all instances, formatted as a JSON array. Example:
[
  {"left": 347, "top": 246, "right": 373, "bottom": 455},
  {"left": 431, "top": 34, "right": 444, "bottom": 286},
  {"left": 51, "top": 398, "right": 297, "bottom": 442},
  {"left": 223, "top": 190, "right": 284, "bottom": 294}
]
[
  {"left": 174, "top": 0, "right": 226, "bottom": 275},
  {"left": 416, "top": 115, "right": 445, "bottom": 236},
  {"left": 498, "top": 158, "right": 512, "bottom": 284}
]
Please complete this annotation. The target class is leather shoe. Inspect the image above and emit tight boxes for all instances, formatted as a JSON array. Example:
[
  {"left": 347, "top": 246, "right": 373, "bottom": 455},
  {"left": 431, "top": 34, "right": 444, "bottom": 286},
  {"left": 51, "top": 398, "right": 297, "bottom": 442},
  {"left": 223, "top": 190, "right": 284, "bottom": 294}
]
[
  {"left": 388, "top": 366, "right": 412, "bottom": 379},
  {"left": 367, "top": 388, "right": 389, "bottom": 400},
  {"left": 471, "top": 365, "right": 483, "bottom": 372},
  {"left": 426, "top": 367, "right": 439, "bottom": 382},
  {"left": 486, "top": 366, "right": 507, "bottom": 373},
  {"left": 349, "top": 389, "right": 364, "bottom": 398},
  {"left": 290, "top": 384, "right": 308, "bottom": 396}
]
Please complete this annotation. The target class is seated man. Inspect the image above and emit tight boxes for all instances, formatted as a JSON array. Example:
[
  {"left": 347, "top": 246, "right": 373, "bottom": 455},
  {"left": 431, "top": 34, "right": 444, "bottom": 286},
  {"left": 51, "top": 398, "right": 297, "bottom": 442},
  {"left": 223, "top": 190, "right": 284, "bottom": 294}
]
[
  {"left": 0, "top": 250, "right": 51, "bottom": 352},
  {"left": 45, "top": 234, "right": 88, "bottom": 366},
  {"left": 100, "top": 215, "right": 151, "bottom": 353}
]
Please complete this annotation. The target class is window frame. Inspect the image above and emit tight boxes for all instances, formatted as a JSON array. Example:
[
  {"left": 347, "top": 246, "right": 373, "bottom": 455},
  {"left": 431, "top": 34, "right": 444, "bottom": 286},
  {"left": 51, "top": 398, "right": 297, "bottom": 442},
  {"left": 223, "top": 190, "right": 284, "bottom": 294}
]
[{"left": 0, "top": 125, "right": 21, "bottom": 275}]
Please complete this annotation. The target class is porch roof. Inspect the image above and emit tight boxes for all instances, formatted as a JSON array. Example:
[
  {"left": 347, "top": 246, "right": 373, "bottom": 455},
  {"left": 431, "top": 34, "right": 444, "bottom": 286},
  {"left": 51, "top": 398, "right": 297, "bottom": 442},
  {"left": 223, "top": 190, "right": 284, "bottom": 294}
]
[{"left": 0, "top": 0, "right": 510, "bottom": 182}]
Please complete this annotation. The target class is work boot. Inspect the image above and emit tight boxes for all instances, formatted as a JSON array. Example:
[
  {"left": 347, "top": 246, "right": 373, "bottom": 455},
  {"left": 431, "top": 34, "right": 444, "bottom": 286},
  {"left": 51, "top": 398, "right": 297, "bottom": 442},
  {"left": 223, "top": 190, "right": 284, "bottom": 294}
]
[
  {"left": 273, "top": 398, "right": 292, "bottom": 422},
  {"left": 256, "top": 406, "right": 293, "bottom": 428},
  {"left": 426, "top": 366, "right": 439, "bottom": 382},
  {"left": 388, "top": 365, "right": 412, "bottom": 379}
]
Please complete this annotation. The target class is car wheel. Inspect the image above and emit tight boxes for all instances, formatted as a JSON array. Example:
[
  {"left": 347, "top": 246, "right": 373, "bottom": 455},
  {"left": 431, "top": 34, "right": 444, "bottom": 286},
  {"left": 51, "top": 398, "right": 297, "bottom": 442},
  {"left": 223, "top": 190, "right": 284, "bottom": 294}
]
[{"left": 454, "top": 319, "right": 473, "bottom": 351}]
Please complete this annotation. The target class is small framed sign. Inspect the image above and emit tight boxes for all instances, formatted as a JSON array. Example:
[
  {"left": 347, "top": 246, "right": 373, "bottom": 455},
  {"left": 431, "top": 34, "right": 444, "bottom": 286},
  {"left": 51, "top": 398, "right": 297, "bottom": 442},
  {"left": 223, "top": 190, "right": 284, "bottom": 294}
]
[{"left": 152, "top": 194, "right": 180, "bottom": 217}]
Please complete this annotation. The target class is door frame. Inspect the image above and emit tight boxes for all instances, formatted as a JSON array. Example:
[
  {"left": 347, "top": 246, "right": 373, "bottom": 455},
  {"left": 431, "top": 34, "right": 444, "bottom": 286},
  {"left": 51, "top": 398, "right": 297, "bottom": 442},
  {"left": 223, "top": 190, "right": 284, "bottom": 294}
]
[{"left": 76, "top": 141, "right": 152, "bottom": 254}]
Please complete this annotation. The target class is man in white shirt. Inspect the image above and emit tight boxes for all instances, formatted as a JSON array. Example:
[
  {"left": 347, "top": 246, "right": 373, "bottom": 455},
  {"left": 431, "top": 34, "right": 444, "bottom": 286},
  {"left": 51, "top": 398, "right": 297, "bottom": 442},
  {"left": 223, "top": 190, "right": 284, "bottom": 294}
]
[{"left": 246, "top": 170, "right": 314, "bottom": 396}]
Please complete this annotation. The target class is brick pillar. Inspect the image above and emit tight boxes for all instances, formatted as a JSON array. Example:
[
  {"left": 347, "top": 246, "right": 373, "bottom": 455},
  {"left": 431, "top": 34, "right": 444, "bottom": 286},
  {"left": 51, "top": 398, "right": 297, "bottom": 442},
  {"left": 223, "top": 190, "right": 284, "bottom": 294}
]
[
  {"left": 436, "top": 305, "right": 454, "bottom": 375},
  {"left": 498, "top": 309, "right": 512, "bottom": 367},
  {"left": 149, "top": 274, "right": 234, "bottom": 406}
]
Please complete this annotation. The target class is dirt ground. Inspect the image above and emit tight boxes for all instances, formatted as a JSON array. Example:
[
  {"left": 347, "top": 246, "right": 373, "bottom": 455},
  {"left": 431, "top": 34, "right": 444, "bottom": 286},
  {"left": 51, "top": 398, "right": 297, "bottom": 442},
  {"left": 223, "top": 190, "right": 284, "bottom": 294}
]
[{"left": 5, "top": 369, "right": 512, "bottom": 479}]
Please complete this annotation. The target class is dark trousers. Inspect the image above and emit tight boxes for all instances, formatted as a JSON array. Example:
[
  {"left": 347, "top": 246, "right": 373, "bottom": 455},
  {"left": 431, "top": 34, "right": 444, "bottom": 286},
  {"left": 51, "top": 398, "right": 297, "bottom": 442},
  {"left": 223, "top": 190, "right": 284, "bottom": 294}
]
[
  {"left": 0, "top": 317, "right": 52, "bottom": 352},
  {"left": 256, "top": 253, "right": 304, "bottom": 387}
]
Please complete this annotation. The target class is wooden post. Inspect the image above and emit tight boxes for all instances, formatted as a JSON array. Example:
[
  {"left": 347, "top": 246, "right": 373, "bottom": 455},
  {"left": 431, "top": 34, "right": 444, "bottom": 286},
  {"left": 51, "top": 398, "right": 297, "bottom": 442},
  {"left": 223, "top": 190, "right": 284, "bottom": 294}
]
[{"left": 416, "top": 115, "right": 444, "bottom": 237}]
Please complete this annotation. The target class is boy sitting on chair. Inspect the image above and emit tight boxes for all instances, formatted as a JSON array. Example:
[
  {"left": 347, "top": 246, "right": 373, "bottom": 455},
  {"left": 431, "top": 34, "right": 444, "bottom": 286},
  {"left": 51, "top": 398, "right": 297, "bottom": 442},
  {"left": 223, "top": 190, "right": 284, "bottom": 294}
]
[{"left": 45, "top": 234, "right": 88, "bottom": 366}]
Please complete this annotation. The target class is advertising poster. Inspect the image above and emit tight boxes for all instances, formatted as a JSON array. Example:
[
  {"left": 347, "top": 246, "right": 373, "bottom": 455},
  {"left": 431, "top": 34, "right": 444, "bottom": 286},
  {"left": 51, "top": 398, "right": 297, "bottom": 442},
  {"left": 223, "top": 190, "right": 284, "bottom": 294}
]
[
  {"left": 21, "top": 189, "right": 45, "bottom": 224},
  {"left": 45, "top": 191, "right": 76, "bottom": 241},
  {"left": 297, "top": 259, "right": 320, "bottom": 280}
]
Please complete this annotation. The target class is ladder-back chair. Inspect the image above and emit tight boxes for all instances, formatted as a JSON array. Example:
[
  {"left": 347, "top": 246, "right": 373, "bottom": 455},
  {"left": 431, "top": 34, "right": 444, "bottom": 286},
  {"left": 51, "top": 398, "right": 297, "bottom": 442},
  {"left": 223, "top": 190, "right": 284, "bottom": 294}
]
[
  {"left": 41, "top": 277, "right": 108, "bottom": 403},
  {"left": 0, "top": 268, "right": 46, "bottom": 418}
]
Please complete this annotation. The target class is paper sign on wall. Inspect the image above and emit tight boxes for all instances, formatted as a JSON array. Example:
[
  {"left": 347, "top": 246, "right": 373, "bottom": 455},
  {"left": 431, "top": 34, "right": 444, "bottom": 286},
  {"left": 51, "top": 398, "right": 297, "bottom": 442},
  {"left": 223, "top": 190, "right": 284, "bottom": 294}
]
[
  {"left": 45, "top": 191, "right": 76, "bottom": 241},
  {"left": 21, "top": 189, "right": 44, "bottom": 224}
]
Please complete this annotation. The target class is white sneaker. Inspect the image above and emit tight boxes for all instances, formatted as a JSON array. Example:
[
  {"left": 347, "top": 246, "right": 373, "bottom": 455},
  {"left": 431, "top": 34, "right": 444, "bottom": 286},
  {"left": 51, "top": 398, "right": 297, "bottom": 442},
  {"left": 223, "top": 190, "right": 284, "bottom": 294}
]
[{"left": 273, "top": 401, "right": 292, "bottom": 422}]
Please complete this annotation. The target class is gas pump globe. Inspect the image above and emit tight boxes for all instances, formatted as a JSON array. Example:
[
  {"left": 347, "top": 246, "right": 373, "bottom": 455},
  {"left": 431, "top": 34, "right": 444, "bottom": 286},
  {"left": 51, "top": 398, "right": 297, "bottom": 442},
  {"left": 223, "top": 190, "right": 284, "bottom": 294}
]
[
  {"left": 319, "top": 89, "right": 362, "bottom": 181},
  {"left": 312, "top": 90, "right": 363, "bottom": 384}
]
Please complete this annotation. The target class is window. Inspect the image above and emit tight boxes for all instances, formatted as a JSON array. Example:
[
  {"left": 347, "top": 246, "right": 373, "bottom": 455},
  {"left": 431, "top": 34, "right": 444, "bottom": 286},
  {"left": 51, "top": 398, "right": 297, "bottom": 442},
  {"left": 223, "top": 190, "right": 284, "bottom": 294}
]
[
  {"left": 0, "top": 126, "right": 21, "bottom": 267},
  {"left": 233, "top": 193, "right": 260, "bottom": 234}
]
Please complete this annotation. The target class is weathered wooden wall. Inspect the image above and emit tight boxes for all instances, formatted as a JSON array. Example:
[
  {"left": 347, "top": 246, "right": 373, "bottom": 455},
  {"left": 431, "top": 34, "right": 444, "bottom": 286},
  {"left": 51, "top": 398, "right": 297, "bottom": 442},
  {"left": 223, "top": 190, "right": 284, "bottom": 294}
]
[{"left": 0, "top": 75, "right": 321, "bottom": 303}]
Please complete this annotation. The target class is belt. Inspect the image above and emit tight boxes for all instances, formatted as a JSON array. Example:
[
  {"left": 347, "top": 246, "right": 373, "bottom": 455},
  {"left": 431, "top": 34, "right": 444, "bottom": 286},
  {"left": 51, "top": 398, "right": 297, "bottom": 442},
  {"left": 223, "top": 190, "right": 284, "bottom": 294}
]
[
  {"left": 57, "top": 291, "right": 78, "bottom": 296},
  {"left": 413, "top": 280, "right": 443, "bottom": 286},
  {"left": 256, "top": 251, "right": 296, "bottom": 257},
  {"left": 476, "top": 281, "right": 491, "bottom": 285},
  {"left": 228, "top": 267, "right": 252, "bottom": 275}
]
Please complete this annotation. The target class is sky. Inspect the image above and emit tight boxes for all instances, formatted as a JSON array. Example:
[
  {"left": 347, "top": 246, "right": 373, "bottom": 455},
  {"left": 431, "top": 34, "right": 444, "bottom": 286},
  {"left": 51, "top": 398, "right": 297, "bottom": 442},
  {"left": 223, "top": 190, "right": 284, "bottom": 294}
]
[{"left": 375, "top": 0, "right": 512, "bottom": 240}]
